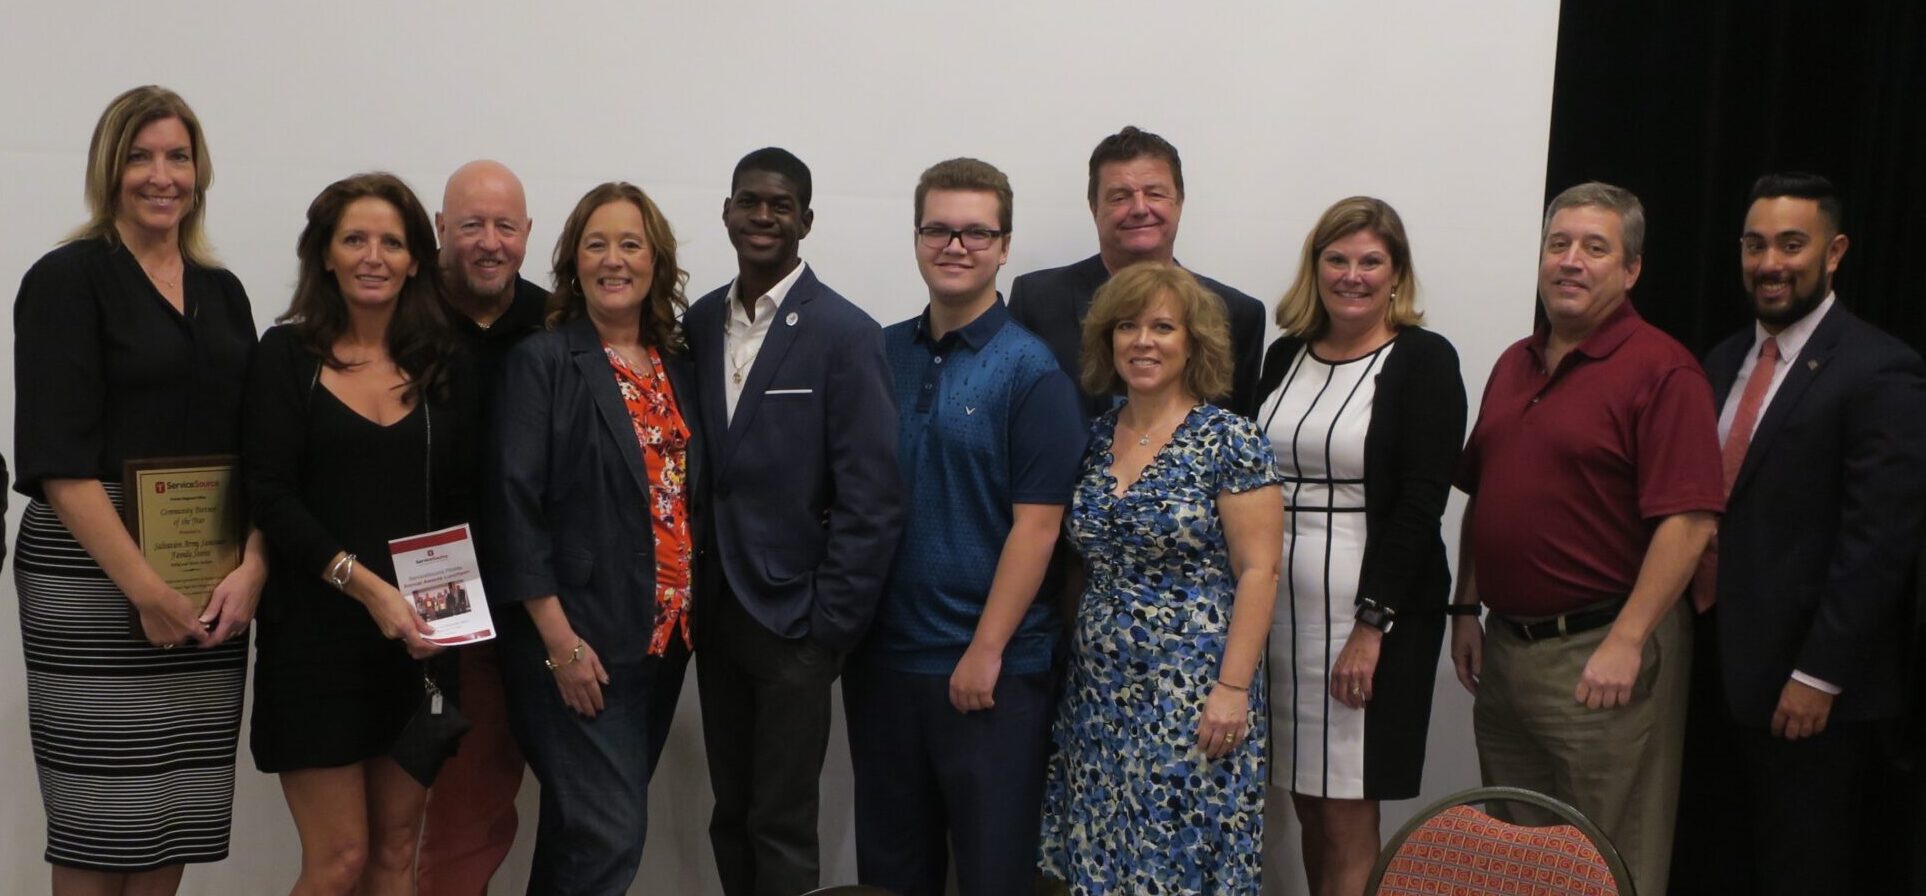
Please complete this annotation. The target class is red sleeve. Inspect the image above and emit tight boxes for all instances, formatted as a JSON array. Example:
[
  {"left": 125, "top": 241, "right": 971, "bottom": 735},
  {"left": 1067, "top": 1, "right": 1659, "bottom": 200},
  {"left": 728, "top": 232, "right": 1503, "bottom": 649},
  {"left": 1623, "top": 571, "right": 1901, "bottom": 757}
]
[{"left": 1633, "top": 363, "right": 1725, "bottom": 519}]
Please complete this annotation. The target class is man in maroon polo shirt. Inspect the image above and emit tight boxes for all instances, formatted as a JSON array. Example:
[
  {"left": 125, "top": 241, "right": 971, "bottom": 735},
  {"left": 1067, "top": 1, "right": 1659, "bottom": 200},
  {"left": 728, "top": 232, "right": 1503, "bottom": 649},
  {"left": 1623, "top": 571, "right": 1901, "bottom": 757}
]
[{"left": 1448, "top": 181, "right": 1723, "bottom": 896}]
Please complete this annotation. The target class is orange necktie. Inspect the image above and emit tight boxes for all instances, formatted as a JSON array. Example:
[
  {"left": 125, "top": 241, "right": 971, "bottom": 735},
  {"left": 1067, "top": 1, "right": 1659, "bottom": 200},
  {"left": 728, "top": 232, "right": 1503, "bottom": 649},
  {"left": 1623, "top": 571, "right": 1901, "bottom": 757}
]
[{"left": 1692, "top": 337, "right": 1780, "bottom": 612}]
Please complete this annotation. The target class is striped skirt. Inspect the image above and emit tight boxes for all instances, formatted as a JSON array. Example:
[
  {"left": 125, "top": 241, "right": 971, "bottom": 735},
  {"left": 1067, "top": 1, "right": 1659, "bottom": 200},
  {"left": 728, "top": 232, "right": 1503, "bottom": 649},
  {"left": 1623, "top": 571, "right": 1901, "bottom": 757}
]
[{"left": 14, "top": 488, "right": 248, "bottom": 871}]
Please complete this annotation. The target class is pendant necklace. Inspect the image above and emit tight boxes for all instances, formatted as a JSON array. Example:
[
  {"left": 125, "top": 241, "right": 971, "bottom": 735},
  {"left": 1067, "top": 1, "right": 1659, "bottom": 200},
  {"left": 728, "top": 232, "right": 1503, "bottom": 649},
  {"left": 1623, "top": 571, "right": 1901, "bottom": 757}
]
[
  {"left": 139, "top": 259, "right": 180, "bottom": 291},
  {"left": 1116, "top": 408, "right": 1186, "bottom": 447}
]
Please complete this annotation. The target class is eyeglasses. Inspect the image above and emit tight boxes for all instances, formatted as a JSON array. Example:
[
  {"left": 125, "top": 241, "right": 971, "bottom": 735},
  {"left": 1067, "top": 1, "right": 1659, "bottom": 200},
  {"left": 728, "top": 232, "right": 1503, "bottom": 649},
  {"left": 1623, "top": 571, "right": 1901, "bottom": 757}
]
[{"left": 915, "top": 226, "right": 1006, "bottom": 251}]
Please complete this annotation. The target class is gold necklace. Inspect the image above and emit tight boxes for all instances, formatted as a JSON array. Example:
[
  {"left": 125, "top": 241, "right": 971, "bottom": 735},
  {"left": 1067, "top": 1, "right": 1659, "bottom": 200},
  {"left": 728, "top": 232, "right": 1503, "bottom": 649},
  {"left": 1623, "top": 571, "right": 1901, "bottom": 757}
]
[
  {"left": 139, "top": 258, "right": 181, "bottom": 291},
  {"left": 724, "top": 309, "right": 755, "bottom": 384}
]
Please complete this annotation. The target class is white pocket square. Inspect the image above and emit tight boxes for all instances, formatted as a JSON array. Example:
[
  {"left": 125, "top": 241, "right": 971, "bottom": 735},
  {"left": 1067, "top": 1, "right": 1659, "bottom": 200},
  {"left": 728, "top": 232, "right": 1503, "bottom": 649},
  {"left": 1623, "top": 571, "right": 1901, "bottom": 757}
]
[{"left": 764, "top": 388, "right": 813, "bottom": 395}]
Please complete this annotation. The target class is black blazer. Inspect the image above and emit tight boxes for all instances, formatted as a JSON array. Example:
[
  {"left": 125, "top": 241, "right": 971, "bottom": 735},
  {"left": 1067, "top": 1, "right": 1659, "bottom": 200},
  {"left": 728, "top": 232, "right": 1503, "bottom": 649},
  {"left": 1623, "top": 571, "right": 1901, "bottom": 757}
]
[
  {"left": 1009, "top": 254, "right": 1268, "bottom": 417},
  {"left": 683, "top": 266, "right": 904, "bottom": 651},
  {"left": 1249, "top": 326, "right": 1466, "bottom": 619},
  {"left": 485, "top": 316, "right": 703, "bottom": 666},
  {"left": 1703, "top": 304, "right": 1926, "bottom": 726}
]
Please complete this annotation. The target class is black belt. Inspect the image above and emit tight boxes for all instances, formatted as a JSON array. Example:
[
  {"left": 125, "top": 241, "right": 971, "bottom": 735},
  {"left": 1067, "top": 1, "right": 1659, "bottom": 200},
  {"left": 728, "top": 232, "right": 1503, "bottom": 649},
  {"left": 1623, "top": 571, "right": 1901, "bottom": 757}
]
[{"left": 1496, "top": 601, "right": 1625, "bottom": 642}]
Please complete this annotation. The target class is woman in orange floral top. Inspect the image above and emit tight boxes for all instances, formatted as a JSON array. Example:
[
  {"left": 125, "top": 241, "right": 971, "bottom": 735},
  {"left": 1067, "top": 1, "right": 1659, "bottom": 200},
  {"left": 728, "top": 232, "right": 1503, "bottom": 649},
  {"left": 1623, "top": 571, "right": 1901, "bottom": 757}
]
[{"left": 484, "top": 181, "right": 701, "bottom": 894}]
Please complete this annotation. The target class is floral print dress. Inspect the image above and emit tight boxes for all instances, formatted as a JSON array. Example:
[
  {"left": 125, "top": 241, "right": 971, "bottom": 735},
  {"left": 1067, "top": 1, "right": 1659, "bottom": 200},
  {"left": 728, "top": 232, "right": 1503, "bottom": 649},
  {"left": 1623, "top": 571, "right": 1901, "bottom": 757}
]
[{"left": 1040, "top": 404, "right": 1281, "bottom": 895}]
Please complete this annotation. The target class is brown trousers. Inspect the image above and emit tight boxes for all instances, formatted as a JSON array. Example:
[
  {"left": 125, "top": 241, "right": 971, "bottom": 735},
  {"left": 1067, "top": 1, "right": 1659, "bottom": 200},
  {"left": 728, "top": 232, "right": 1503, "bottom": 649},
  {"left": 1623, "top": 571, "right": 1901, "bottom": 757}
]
[{"left": 1474, "top": 600, "right": 1690, "bottom": 896}]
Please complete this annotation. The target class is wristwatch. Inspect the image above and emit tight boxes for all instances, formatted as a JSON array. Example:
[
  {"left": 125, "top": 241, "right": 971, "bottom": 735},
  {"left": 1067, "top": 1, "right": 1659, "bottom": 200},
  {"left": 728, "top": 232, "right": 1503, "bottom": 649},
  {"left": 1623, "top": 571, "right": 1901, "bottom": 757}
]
[{"left": 1356, "top": 598, "right": 1396, "bottom": 633}]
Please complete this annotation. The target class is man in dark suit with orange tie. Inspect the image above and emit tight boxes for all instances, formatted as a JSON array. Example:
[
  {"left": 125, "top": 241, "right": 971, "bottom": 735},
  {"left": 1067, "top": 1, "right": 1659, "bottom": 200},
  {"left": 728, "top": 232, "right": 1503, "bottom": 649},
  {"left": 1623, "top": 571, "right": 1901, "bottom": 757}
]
[
  {"left": 1687, "top": 172, "right": 1926, "bottom": 895},
  {"left": 1008, "top": 126, "right": 1267, "bottom": 418},
  {"left": 685, "top": 147, "right": 906, "bottom": 896}
]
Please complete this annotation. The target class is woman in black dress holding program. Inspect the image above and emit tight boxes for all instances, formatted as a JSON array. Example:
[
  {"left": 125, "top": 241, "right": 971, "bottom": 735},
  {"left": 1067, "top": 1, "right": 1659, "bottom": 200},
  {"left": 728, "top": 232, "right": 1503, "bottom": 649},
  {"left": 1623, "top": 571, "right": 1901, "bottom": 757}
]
[
  {"left": 244, "top": 172, "right": 477, "bottom": 895},
  {"left": 13, "top": 85, "right": 264, "bottom": 896}
]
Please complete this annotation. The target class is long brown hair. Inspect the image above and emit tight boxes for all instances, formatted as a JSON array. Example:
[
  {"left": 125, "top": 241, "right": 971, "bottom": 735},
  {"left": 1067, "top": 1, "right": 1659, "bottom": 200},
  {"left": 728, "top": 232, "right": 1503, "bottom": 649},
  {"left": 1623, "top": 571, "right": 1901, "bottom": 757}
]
[
  {"left": 66, "top": 85, "right": 218, "bottom": 267},
  {"left": 546, "top": 182, "right": 689, "bottom": 354},
  {"left": 278, "top": 172, "right": 456, "bottom": 402}
]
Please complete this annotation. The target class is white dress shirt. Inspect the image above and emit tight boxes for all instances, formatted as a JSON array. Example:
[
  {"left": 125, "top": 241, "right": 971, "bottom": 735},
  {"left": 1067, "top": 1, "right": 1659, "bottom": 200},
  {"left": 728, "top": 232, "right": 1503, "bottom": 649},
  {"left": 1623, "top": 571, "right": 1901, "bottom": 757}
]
[
  {"left": 1717, "top": 293, "right": 1840, "bottom": 695},
  {"left": 723, "top": 261, "right": 810, "bottom": 424}
]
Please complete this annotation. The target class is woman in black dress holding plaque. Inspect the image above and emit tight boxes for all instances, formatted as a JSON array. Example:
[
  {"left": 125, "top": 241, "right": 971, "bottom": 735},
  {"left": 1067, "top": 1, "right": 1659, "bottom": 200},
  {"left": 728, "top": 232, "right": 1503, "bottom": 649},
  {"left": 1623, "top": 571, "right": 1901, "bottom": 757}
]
[
  {"left": 11, "top": 86, "right": 265, "bottom": 894},
  {"left": 243, "top": 172, "right": 478, "bottom": 895}
]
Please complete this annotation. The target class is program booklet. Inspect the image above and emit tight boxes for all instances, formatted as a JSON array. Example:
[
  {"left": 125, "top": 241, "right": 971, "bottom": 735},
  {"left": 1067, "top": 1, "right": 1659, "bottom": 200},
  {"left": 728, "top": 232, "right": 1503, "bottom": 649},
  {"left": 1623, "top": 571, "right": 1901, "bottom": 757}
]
[{"left": 387, "top": 524, "right": 496, "bottom": 647}]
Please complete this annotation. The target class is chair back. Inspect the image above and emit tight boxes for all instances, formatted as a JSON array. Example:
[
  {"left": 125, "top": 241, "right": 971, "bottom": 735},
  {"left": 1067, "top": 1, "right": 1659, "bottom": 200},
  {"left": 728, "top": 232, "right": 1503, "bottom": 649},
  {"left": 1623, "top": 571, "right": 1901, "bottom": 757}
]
[{"left": 1366, "top": 786, "right": 1636, "bottom": 895}]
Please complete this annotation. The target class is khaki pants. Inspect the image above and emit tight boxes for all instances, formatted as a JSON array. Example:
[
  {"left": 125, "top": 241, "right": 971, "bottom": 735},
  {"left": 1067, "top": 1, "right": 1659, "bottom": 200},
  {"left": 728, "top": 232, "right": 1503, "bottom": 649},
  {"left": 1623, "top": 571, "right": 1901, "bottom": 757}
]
[{"left": 1474, "top": 601, "right": 1690, "bottom": 896}]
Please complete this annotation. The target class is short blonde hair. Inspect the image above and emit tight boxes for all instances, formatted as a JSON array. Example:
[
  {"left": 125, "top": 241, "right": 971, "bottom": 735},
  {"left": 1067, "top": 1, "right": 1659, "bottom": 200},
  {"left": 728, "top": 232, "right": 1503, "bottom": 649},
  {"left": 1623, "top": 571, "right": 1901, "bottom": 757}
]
[
  {"left": 1080, "top": 262, "right": 1233, "bottom": 402},
  {"left": 67, "top": 86, "right": 217, "bottom": 267},
  {"left": 1276, "top": 196, "right": 1423, "bottom": 337}
]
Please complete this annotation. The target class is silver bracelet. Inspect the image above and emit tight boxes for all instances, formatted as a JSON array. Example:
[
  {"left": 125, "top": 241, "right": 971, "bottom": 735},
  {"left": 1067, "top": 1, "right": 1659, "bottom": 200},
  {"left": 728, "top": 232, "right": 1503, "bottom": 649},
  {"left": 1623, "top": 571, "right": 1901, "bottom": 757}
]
[{"left": 326, "top": 553, "right": 357, "bottom": 590}]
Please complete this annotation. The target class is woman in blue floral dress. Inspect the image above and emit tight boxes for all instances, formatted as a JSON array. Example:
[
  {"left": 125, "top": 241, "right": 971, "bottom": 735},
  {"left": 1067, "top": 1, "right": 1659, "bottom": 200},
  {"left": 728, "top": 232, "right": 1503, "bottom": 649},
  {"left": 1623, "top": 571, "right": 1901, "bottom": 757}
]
[{"left": 1040, "top": 263, "right": 1285, "bottom": 895}]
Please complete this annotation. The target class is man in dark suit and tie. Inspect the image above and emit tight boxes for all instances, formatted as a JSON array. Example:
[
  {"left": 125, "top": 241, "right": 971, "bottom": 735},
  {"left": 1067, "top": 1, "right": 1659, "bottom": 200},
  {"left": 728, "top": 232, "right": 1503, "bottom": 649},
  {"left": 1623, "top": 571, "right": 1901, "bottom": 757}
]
[
  {"left": 1686, "top": 172, "right": 1926, "bottom": 895},
  {"left": 684, "top": 147, "right": 905, "bottom": 896},
  {"left": 1008, "top": 126, "right": 1267, "bottom": 417}
]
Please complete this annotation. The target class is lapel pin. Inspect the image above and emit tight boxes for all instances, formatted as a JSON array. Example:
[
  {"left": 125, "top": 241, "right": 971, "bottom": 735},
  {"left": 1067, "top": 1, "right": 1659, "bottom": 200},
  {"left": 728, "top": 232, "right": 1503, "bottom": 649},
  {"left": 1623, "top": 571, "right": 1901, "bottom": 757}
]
[
  {"left": 785, "top": 311, "right": 799, "bottom": 327},
  {"left": 1807, "top": 359, "right": 1819, "bottom": 371}
]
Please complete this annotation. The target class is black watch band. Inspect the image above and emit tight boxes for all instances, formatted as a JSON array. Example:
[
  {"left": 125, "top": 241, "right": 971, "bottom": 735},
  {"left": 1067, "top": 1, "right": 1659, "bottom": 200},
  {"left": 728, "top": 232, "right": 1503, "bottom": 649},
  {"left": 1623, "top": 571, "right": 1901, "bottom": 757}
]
[{"left": 1445, "top": 603, "right": 1483, "bottom": 617}]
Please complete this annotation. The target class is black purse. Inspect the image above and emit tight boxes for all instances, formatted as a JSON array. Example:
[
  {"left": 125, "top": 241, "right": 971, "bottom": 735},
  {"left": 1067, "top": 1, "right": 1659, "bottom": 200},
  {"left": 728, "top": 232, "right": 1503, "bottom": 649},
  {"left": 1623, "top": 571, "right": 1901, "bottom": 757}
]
[
  {"left": 382, "top": 399, "right": 472, "bottom": 786},
  {"left": 391, "top": 668, "right": 471, "bottom": 787}
]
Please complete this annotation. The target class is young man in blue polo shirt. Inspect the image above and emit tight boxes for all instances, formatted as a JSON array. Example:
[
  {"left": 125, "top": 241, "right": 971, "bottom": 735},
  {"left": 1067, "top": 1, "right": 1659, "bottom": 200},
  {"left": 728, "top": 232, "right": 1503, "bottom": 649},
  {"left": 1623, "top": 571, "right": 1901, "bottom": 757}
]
[{"left": 844, "top": 158, "right": 1086, "bottom": 896}]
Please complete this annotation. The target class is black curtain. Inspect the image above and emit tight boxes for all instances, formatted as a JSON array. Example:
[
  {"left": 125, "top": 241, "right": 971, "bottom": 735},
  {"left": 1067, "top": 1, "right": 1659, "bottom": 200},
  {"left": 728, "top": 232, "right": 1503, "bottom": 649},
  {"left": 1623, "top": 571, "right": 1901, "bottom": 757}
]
[{"left": 1545, "top": 0, "right": 1926, "bottom": 355}]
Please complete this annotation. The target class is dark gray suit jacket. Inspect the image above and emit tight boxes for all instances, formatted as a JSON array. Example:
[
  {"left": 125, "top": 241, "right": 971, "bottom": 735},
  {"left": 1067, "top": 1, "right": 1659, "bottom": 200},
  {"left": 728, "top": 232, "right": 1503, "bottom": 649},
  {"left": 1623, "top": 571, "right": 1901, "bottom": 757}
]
[
  {"left": 1704, "top": 302, "right": 1926, "bottom": 725},
  {"left": 1008, "top": 254, "right": 1267, "bottom": 418},
  {"left": 486, "top": 316, "right": 703, "bottom": 665}
]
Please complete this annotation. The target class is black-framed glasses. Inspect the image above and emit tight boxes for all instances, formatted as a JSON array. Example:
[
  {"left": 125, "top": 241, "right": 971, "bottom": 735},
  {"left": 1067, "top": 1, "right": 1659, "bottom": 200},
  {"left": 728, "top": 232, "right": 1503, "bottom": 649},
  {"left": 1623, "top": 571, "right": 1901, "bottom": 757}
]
[{"left": 916, "top": 226, "right": 1006, "bottom": 251}]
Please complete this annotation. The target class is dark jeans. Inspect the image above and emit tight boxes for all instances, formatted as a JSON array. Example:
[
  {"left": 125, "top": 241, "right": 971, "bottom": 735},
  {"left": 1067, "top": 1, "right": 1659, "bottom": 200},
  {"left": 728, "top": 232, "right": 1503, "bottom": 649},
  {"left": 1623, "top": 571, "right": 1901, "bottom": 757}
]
[
  {"left": 844, "top": 665, "right": 1054, "bottom": 896},
  {"left": 500, "top": 623, "right": 689, "bottom": 896},
  {"left": 697, "top": 581, "right": 843, "bottom": 896}
]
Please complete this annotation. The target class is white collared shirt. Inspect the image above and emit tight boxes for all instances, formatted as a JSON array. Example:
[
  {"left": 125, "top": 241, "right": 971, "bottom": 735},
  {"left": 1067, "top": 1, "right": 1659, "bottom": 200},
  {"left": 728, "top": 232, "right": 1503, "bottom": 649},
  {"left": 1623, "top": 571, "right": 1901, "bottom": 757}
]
[
  {"left": 1717, "top": 292, "right": 1841, "bottom": 695},
  {"left": 723, "top": 261, "right": 810, "bottom": 424},
  {"left": 1717, "top": 293, "right": 1835, "bottom": 442}
]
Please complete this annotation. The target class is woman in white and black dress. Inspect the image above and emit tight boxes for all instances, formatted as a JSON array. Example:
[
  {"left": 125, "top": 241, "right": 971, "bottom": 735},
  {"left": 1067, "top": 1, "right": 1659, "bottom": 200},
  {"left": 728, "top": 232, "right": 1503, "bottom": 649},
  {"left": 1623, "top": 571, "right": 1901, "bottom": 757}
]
[
  {"left": 12, "top": 86, "right": 265, "bottom": 895},
  {"left": 1248, "top": 197, "right": 1465, "bottom": 896}
]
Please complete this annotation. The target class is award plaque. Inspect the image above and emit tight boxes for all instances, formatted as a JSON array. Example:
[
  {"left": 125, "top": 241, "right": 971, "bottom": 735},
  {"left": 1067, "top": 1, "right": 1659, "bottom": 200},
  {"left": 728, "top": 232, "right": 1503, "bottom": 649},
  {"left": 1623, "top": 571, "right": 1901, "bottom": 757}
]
[{"left": 121, "top": 455, "right": 245, "bottom": 613}]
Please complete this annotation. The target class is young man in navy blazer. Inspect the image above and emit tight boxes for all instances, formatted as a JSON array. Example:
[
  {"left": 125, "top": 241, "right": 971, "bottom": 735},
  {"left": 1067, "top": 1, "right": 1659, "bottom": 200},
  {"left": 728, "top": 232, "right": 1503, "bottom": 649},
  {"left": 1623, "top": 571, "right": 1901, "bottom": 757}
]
[
  {"left": 684, "top": 147, "right": 905, "bottom": 896},
  {"left": 1673, "top": 173, "right": 1926, "bottom": 895},
  {"left": 1008, "top": 125, "right": 1267, "bottom": 418}
]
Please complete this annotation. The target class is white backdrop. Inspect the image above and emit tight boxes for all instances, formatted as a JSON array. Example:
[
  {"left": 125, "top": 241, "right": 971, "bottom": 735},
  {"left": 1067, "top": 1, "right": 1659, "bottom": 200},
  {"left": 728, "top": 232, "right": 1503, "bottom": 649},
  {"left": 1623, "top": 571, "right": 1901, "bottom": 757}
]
[{"left": 0, "top": 2, "right": 1559, "bottom": 893}]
